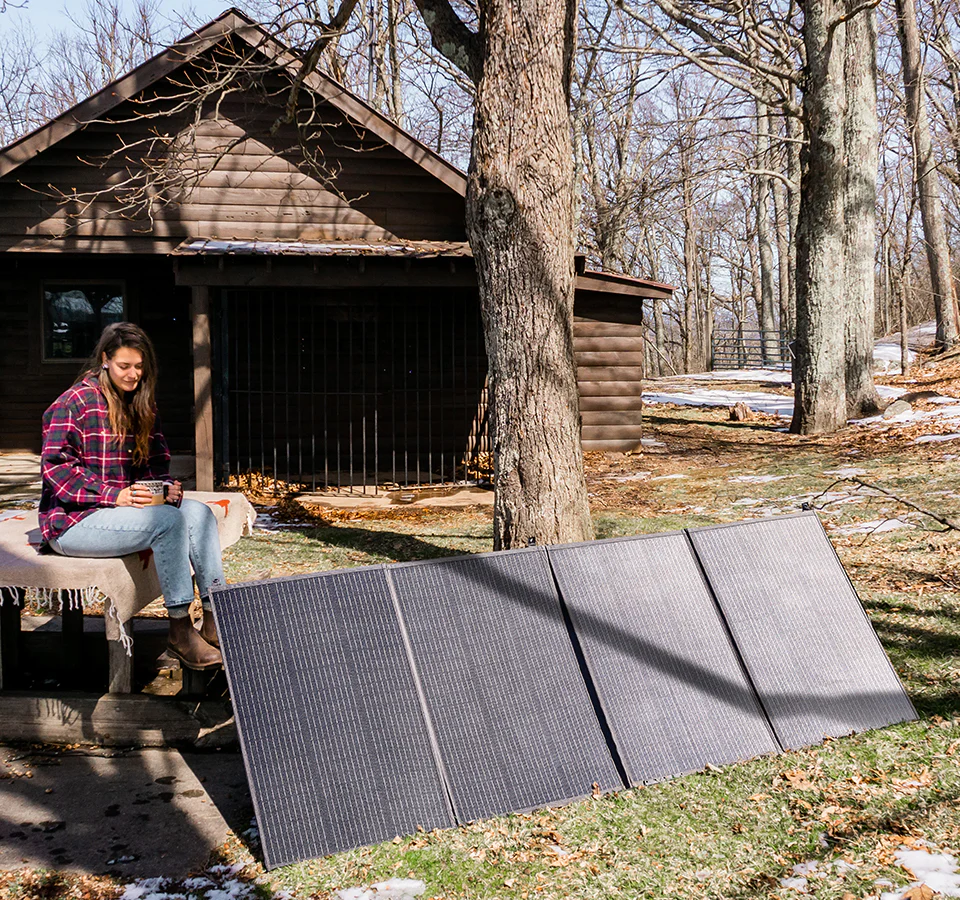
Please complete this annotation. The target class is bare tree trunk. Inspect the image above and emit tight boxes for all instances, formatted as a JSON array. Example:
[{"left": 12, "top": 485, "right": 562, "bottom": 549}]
[
  {"left": 895, "top": 0, "right": 960, "bottom": 351},
  {"left": 843, "top": 4, "right": 882, "bottom": 418},
  {"left": 785, "top": 110, "right": 802, "bottom": 340},
  {"left": 467, "top": 0, "right": 592, "bottom": 548},
  {"left": 901, "top": 265, "right": 911, "bottom": 376},
  {"left": 791, "top": 0, "right": 847, "bottom": 434},
  {"left": 682, "top": 172, "right": 698, "bottom": 372},
  {"left": 644, "top": 226, "right": 667, "bottom": 376},
  {"left": 386, "top": 0, "right": 404, "bottom": 125},
  {"left": 704, "top": 234, "right": 714, "bottom": 369},
  {"left": 771, "top": 111, "right": 791, "bottom": 349},
  {"left": 756, "top": 100, "right": 779, "bottom": 365}
]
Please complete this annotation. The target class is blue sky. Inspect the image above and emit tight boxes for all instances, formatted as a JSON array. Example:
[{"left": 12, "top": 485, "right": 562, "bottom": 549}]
[{"left": 0, "top": 0, "right": 233, "bottom": 39}]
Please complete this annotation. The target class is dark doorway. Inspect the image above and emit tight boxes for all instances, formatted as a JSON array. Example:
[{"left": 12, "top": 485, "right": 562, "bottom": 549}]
[{"left": 216, "top": 287, "right": 488, "bottom": 492}]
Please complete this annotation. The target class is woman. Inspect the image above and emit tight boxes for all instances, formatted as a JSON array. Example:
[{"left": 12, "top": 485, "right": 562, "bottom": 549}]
[{"left": 39, "top": 322, "right": 223, "bottom": 671}]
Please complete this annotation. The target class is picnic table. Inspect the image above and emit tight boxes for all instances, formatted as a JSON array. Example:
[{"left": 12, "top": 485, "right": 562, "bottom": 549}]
[{"left": 0, "top": 492, "right": 255, "bottom": 693}]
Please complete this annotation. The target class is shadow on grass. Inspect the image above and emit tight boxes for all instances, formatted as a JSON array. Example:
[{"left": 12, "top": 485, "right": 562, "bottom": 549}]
[{"left": 301, "top": 524, "right": 478, "bottom": 563}]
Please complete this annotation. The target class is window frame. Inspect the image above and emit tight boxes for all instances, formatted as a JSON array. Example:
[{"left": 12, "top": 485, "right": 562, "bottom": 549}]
[{"left": 41, "top": 280, "right": 127, "bottom": 364}]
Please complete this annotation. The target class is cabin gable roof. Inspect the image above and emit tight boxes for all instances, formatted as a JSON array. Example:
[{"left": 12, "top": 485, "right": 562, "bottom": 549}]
[{"left": 0, "top": 8, "right": 467, "bottom": 252}]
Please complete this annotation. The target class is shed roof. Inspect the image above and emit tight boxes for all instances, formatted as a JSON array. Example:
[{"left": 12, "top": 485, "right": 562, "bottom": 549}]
[{"left": 173, "top": 238, "right": 472, "bottom": 258}]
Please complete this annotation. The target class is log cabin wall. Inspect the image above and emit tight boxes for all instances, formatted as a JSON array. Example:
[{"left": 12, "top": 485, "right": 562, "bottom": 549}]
[
  {"left": 574, "top": 293, "right": 645, "bottom": 452},
  {"left": 0, "top": 255, "right": 192, "bottom": 453}
]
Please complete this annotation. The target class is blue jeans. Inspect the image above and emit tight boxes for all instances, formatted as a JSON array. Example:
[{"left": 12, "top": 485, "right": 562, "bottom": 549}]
[{"left": 50, "top": 499, "right": 225, "bottom": 615}]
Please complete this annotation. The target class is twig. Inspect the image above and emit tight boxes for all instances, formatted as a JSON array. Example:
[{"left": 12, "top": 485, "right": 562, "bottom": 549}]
[{"left": 845, "top": 477, "right": 960, "bottom": 531}]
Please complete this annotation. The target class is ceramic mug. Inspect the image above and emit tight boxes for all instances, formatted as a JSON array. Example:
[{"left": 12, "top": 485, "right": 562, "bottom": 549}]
[{"left": 134, "top": 480, "right": 167, "bottom": 506}]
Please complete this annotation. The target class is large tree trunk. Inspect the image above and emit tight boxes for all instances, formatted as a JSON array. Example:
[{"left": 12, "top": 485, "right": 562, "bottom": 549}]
[
  {"left": 843, "top": 4, "right": 882, "bottom": 418},
  {"left": 896, "top": 0, "right": 960, "bottom": 351},
  {"left": 467, "top": 0, "right": 592, "bottom": 549},
  {"left": 791, "top": 0, "right": 848, "bottom": 434}
]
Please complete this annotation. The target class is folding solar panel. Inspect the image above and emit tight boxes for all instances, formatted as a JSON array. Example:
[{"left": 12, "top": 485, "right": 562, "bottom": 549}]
[
  {"left": 547, "top": 533, "right": 780, "bottom": 784},
  {"left": 687, "top": 513, "right": 916, "bottom": 749},
  {"left": 213, "top": 567, "right": 455, "bottom": 868},
  {"left": 387, "top": 549, "right": 624, "bottom": 822}
]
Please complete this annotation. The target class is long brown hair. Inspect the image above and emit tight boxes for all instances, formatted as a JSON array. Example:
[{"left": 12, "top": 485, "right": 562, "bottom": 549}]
[{"left": 80, "top": 323, "right": 159, "bottom": 465}]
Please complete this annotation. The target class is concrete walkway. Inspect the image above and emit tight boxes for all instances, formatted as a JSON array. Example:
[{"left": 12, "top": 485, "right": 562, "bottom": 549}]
[{"left": 0, "top": 744, "right": 252, "bottom": 877}]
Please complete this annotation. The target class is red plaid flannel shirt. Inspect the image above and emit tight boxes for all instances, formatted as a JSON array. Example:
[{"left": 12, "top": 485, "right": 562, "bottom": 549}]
[{"left": 39, "top": 375, "right": 172, "bottom": 542}]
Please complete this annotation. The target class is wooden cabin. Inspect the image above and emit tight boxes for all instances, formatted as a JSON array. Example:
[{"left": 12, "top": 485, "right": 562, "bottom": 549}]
[{"left": 0, "top": 8, "right": 674, "bottom": 492}]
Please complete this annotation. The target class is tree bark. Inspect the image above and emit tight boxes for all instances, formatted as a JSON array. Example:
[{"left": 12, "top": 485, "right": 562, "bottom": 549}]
[
  {"left": 756, "top": 100, "right": 779, "bottom": 365},
  {"left": 681, "top": 164, "right": 698, "bottom": 373},
  {"left": 843, "top": 4, "right": 882, "bottom": 418},
  {"left": 771, "top": 110, "right": 792, "bottom": 347},
  {"left": 895, "top": 0, "right": 960, "bottom": 351},
  {"left": 467, "top": 0, "right": 592, "bottom": 549},
  {"left": 791, "top": 0, "right": 848, "bottom": 434},
  {"left": 785, "top": 110, "right": 802, "bottom": 340}
]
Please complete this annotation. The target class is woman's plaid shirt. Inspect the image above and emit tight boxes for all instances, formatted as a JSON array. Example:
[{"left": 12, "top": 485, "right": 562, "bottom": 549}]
[{"left": 39, "top": 375, "right": 171, "bottom": 542}]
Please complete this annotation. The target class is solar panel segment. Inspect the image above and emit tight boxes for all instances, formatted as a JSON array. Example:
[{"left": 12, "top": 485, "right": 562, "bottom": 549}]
[
  {"left": 547, "top": 532, "right": 780, "bottom": 785},
  {"left": 387, "top": 548, "right": 625, "bottom": 823},
  {"left": 687, "top": 513, "right": 916, "bottom": 749},
  {"left": 213, "top": 566, "right": 455, "bottom": 868}
]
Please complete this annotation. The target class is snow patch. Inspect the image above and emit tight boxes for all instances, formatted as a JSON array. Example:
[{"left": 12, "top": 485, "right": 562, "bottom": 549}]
[
  {"left": 728, "top": 474, "right": 788, "bottom": 483},
  {"left": 336, "top": 879, "right": 427, "bottom": 900},
  {"left": 915, "top": 433, "right": 960, "bottom": 444},
  {"left": 658, "top": 368, "right": 792, "bottom": 384},
  {"left": 643, "top": 388, "right": 793, "bottom": 418},
  {"left": 878, "top": 846, "right": 960, "bottom": 898},
  {"left": 835, "top": 518, "right": 916, "bottom": 535}
]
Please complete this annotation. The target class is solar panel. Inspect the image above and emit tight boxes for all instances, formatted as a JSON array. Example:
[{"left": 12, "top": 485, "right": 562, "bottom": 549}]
[
  {"left": 212, "top": 567, "right": 454, "bottom": 868},
  {"left": 387, "top": 549, "right": 624, "bottom": 822},
  {"left": 547, "top": 533, "right": 779, "bottom": 784},
  {"left": 687, "top": 513, "right": 916, "bottom": 749}
]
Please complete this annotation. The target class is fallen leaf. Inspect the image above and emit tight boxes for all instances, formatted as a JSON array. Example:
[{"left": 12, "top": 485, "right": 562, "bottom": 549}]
[{"left": 901, "top": 885, "right": 936, "bottom": 900}]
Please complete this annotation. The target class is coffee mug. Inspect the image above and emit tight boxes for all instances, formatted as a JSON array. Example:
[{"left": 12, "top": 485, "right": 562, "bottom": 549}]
[{"left": 134, "top": 480, "right": 167, "bottom": 506}]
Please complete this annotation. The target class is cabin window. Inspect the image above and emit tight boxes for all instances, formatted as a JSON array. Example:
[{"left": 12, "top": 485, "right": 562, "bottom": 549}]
[{"left": 42, "top": 283, "right": 125, "bottom": 361}]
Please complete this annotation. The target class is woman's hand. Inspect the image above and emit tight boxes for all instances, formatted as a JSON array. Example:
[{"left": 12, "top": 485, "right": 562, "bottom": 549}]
[
  {"left": 117, "top": 484, "right": 152, "bottom": 508},
  {"left": 165, "top": 480, "right": 183, "bottom": 505}
]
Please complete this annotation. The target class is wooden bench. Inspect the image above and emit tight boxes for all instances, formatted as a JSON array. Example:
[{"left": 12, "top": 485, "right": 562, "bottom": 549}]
[{"left": 0, "top": 492, "right": 255, "bottom": 693}]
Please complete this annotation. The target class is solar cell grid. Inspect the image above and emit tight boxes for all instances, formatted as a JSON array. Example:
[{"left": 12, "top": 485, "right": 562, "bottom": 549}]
[
  {"left": 547, "top": 533, "right": 779, "bottom": 784},
  {"left": 388, "top": 548, "right": 624, "bottom": 822},
  {"left": 687, "top": 513, "right": 916, "bottom": 749},
  {"left": 213, "top": 567, "right": 454, "bottom": 868}
]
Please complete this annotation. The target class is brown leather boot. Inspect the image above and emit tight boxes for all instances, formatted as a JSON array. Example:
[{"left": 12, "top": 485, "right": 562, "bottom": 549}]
[
  {"left": 168, "top": 614, "right": 222, "bottom": 670},
  {"left": 199, "top": 609, "right": 220, "bottom": 649}
]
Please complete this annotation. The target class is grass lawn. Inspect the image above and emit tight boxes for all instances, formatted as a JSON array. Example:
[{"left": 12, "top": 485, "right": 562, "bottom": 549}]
[{"left": 4, "top": 395, "right": 959, "bottom": 900}]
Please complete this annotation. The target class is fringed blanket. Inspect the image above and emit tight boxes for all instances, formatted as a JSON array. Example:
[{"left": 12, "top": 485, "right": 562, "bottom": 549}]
[{"left": 0, "top": 491, "right": 256, "bottom": 654}]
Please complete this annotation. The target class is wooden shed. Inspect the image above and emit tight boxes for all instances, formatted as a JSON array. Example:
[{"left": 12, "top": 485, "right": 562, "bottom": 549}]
[{"left": 0, "top": 8, "right": 674, "bottom": 492}]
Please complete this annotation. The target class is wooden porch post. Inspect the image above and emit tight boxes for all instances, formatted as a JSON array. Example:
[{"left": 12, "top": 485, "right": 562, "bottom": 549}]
[{"left": 192, "top": 285, "right": 215, "bottom": 492}]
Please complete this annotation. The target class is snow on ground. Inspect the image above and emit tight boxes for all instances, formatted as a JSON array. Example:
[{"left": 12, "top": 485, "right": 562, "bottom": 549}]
[
  {"left": 336, "top": 879, "right": 427, "bottom": 900},
  {"left": 853, "top": 400, "right": 960, "bottom": 427},
  {"left": 643, "top": 387, "right": 795, "bottom": 418},
  {"left": 642, "top": 381, "right": 909, "bottom": 420},
  {"left": 118, "top": 863, "right": 281, "bottom": 900},
  {"left": 878, "top": 846, "right": 960, "bottom": 899},
  {"left": 915, "top": 432, "right": 960, "bottom": 444},
  {"left": 642, "top": 323, "right": 959, "bottom": 436},
  {"left": 835, "top": 518, "right": 918, "bottom": 535},
  {"left": 728, "top": 474, "right": 790, "bottom": 483},
  {"left": 659, "top": 368, "right": 792, "bottom": 384}
]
